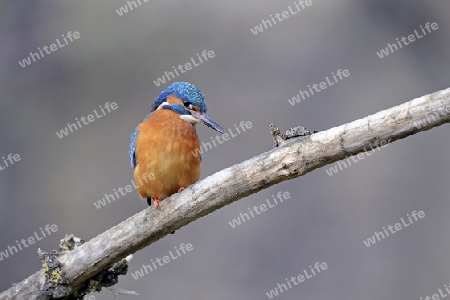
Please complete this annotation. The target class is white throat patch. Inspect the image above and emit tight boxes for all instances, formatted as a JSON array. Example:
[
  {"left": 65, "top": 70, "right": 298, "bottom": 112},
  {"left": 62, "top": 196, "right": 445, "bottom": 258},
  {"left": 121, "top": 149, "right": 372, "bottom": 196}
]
[{"left": 180, "top": 114, "right": 200, "bottom": 125}]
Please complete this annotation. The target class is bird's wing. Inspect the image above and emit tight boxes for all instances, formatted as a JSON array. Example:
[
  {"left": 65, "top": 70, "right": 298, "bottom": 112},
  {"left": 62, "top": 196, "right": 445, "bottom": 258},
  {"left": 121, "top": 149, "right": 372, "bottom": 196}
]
[
  {"left": 129, "top": 127, "right": 138, "bottom": 169},
  {"left": 129, "top": 112, "right": 153, "bottom": 169}
]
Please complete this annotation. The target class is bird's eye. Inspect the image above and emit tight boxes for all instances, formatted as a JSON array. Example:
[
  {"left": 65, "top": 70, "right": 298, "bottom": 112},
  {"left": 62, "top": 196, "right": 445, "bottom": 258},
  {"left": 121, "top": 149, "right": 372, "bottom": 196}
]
[{"left": 183, "top": 101, "right": 200, "bottom": 112}]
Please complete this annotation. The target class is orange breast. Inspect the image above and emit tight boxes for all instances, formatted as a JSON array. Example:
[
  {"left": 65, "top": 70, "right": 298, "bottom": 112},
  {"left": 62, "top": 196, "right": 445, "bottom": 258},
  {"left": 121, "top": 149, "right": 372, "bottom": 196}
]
[{"left": 133, "top": 108, "right": 201, "bottom": 201}]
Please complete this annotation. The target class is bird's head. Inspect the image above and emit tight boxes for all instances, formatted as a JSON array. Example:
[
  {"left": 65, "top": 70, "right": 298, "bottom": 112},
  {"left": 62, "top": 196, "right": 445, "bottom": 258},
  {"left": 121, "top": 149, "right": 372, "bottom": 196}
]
[{"left": 152, "top": 82, "right": 225, "bottom": 133}]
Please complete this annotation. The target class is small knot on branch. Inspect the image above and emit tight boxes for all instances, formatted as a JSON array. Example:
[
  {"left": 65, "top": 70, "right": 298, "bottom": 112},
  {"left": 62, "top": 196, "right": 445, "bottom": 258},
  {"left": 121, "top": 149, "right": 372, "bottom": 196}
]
[{"left": 270, "top": 123, "right": 317, "bottom": 147}]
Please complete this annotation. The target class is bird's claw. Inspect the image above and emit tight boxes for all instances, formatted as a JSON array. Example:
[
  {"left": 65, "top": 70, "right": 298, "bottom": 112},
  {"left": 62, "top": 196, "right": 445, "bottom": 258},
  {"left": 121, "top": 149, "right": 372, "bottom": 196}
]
[{"left": 153, "top": 199, "right": 160, "bottom": 209}]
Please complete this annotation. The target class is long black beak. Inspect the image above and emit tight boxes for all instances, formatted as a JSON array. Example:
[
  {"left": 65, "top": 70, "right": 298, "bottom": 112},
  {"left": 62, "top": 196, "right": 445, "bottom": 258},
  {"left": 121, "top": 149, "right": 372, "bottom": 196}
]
[{"left": 189, "top": 110, "right": 225, "bottom": 133}]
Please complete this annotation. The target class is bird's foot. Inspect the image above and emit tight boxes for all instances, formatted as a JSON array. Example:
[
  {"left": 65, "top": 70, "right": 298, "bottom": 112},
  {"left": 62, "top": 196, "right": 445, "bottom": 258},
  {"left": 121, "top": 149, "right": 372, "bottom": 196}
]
[
  {"left": 146, "top": 197, "right": 160, "bottom": 209},
  {"left": 153, "top": 198, "right": 160, "bottom": 209},
  {"left": 178, "top": 187, "right": 185, "bottom": 192}
]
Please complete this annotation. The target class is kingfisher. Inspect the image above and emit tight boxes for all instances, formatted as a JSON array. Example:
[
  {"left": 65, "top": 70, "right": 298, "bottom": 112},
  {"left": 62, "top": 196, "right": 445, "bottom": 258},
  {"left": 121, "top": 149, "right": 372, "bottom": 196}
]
[{"left": 129, "top": 82, "right": 225, "bottom": 209}]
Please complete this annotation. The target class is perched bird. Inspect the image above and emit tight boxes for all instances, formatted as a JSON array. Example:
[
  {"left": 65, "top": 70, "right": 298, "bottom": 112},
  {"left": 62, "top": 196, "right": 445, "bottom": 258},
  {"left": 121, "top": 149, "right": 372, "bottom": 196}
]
[{"left": 129, "top": 82, "right": 225, "bottom": 209}]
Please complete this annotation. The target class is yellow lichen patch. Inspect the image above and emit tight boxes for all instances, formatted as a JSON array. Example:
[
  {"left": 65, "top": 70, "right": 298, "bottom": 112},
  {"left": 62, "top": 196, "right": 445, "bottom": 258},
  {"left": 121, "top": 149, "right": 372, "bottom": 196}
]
[
  {"left": 42, "top": 262, "right": 49, "bottom": 272},
  {"left": 49, "top": 269, "right": 63, "bottom": 283}
]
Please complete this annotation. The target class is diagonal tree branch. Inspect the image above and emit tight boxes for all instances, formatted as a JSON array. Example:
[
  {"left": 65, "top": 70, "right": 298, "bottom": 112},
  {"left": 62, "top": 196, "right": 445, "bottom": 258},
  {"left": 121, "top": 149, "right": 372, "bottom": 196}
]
[{"left": 2, "top": 87, "right": 449, "bottom": 299}]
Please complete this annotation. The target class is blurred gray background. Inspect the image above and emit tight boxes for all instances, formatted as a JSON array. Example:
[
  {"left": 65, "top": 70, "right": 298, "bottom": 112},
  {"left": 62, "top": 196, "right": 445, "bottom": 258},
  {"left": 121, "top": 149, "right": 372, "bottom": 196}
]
[{"left": 1, "top": 0, "right": 449, "bottom": 299}]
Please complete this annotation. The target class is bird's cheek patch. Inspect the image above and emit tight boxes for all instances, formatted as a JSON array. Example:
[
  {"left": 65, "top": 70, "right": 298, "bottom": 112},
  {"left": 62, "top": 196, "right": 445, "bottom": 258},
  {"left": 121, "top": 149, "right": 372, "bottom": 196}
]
[{"left": 180, "top": 115, "right": 201, "bottom": 124}]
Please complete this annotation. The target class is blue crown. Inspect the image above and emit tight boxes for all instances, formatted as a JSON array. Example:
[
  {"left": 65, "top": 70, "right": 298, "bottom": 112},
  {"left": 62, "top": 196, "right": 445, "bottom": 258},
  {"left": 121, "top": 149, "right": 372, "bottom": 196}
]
[{"left": 151, "top": 82, "right": 207, "bottom": 113}]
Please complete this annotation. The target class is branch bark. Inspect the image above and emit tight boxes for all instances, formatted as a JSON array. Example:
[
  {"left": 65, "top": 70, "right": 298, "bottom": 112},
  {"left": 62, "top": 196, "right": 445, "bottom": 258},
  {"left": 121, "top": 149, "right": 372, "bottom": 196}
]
[{"left": 2, "top": 87, "right": 449, "bottom": 300}]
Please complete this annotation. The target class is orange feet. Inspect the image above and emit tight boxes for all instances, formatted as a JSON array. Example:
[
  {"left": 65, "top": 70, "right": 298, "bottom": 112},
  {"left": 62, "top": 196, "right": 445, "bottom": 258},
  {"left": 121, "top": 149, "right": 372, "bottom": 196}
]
[
  {"left": 153, "top": 198, "right": 160, "bottom": 209},
  {"left": 178, "top": 187, "right": 186, "bottom": 192}
]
